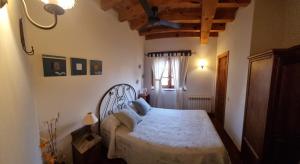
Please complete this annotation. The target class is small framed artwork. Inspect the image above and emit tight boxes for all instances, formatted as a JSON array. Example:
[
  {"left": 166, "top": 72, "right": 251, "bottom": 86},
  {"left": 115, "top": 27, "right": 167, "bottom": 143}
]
[
  {"left": 71, "top": 58, "right": 87, "bottom": 75},
  {"left": 42, "top": 55, "right": 67, "bottom": 77},
  {"left": 90, "top": 60, "right": 102, "bottom": 75}
]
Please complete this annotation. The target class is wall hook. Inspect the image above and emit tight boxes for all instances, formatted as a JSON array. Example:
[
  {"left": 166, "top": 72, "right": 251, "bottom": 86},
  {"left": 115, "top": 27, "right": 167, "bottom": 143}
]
[{"left": 19, "top": 18, "right": 34, "bottom": 55}]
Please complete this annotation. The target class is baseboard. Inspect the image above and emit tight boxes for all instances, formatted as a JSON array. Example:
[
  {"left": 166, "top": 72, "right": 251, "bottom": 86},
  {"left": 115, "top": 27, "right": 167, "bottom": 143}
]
[{"left": 223, "top": 129, "right": 242, "bottom": 156}]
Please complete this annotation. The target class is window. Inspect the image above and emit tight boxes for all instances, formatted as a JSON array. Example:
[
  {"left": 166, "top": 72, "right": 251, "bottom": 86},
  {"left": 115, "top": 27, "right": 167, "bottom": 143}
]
[
  {"left": 151, "top": 58, "right": 176, "bottom": 89},
  {"left": 161, "top": 59, "right": 174, "bottom": 88}
]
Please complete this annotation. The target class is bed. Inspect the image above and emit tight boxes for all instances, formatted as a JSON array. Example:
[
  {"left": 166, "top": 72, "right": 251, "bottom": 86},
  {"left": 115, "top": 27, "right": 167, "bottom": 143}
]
[{"left": 98, "top": 84, "right": 230, "bottom": 164}]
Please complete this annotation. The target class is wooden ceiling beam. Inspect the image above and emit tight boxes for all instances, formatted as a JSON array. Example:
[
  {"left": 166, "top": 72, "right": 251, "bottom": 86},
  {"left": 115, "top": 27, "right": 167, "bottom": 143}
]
[
  {"left": 100, "top": 0, "right": 123, "bottom": 11},
  {"left": 139, "top": 23, "right": 226, "bottom": 36},
  {"left": 171, "top": 19, "right": 233, "bottom": 24},
  {"left": 221, "top": 0, "right": 250, "bottom": 5},
  {"left": 129, "top": 8, "right": 236, "bottom": 30},
  {"left": 236, "top": 0, "right": 251, "bottom": 4},
  {"left": 201, "top": 0, "right": 219, "bottom": 44},
  {"left": 145, "top": 32, "right": 218, "bottom": 40},
  {"left": 217, "top": 2, "right": 249, "bottom": 8}
]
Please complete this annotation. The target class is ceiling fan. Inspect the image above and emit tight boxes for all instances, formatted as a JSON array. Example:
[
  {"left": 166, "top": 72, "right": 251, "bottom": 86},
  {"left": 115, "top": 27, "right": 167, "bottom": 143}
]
[{"left": 139, "top": 0, "right": 181, "bottom": 30}]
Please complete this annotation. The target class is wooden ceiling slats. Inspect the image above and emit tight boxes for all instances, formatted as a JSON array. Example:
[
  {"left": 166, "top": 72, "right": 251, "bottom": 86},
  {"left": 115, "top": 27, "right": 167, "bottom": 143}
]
[
  {"left": 117, "top": 1, "right": 247, "bottom": 22},
  {"left": 118, "top": 1, "right": 201, "bottom": 22},
  {"left": 129, "top": 8, "right": 237, "bottom": 30},
  {"left": 100, "top": 0, "right": 250, "bottom": 42}
]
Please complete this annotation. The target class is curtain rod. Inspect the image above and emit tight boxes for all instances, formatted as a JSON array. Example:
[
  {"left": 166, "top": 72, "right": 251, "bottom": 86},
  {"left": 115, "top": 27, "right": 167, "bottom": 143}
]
[{"left": 145, "top": 50, "right": 194, "bottom": 57}]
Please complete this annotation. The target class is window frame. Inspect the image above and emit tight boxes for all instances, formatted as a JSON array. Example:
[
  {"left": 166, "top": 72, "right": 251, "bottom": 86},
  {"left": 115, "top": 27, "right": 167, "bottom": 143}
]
[
  {"left": 161, "top": 58, "right": 174, "bottom": 89},
  {"left": 151, "top": 57, "right": 174, "bottom": 89}
]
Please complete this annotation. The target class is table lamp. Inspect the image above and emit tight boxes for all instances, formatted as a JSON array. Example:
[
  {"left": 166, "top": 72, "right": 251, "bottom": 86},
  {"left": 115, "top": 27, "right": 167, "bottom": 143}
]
[{"left": 83, "top": 112, "right": 98, "bottom": 141}]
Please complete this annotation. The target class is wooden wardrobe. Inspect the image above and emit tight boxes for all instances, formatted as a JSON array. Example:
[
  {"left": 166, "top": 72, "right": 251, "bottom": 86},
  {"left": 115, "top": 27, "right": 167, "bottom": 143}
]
[{"left": 241, "top": 45, "right": 300, "bottom": 164}]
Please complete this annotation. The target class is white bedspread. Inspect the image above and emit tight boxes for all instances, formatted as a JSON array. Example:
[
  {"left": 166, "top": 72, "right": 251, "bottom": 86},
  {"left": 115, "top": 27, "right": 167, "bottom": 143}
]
[{"left": 103, "top": 108, "right": 230, "bottom": 164}]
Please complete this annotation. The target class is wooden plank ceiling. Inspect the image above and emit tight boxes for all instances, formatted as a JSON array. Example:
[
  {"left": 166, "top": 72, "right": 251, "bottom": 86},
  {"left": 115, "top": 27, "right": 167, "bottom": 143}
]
[{"left": 100, "top": 0, "right": 251, "bottom": 44}]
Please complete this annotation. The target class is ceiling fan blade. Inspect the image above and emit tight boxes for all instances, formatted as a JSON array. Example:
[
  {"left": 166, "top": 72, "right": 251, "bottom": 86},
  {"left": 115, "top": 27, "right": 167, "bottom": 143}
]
[
  {"left": 139, "top": 23, "right": 153, "bottom": 32},
  {"left": 158, "top": 20, "right": 181, "bottom": 29},
  {"left": 139, "top": 0, "right": 154, "bottom": 17}
]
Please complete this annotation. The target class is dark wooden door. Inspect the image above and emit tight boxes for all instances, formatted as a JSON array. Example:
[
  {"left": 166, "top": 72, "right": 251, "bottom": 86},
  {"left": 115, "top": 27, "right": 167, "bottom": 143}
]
[{"left": 215, "top": 51, "right": 229, "bottom": 126}]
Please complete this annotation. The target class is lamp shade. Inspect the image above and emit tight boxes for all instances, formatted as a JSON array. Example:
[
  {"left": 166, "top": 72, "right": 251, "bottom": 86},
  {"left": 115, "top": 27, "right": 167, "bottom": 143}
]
[
  {"left": 198, "top": 59, "right": 208, "bottom": 69},
  {"left": 41, "top": 0, "right": 76, "bottom": 10},
  {"left": 83, "top": 112, "right": 98, "bottom": 125}
]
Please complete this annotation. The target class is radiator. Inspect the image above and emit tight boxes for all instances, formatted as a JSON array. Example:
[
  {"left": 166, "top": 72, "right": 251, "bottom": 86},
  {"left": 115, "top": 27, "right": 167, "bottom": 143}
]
[{"left": 185, "top": 96, "right": 212, "bottom": 113}]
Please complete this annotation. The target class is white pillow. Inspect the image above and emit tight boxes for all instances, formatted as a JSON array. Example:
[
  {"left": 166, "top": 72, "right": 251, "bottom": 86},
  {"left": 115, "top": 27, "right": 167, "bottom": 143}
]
[{"left": 114, "top": 108, "right": 143, "bottom": 131}]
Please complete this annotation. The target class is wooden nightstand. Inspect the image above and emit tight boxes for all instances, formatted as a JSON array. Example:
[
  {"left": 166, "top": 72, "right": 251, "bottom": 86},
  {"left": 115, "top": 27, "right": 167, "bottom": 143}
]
[
  {"left": 138, "top": 93, "right": 150, "bottom": 104},
  {"left": 71, "top": 126, "right": 101, "bottom": 164}
]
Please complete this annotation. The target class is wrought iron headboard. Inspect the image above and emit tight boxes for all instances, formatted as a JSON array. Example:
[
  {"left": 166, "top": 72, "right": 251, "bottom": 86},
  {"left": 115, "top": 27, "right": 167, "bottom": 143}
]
[{"left": 98, "top": 84, "right": 136, "bottom": 131}]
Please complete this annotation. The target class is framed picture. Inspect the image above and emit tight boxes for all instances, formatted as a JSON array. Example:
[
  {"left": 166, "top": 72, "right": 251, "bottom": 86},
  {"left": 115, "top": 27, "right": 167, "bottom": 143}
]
[
  {"left": 90, "top": 60, "right": 102, "bottom": 75},
  {"left": 42, "top": 55, "right": 66, "bottom": 77},
  {"left": 71, "top": 58, "right": 87, "bottom": 75}
]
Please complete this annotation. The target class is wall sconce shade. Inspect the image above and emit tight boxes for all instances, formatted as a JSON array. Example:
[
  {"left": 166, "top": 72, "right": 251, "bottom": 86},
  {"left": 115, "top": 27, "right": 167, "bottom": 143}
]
[
  {"left": 83, "top": 112, "right": 99, "bottom": 126},
  {"left": 41, "top": 0, "right": 76, "bottom": 10},
  {"left": 0, "top": 0, "right": 7, "bottom": 8},
  {"left": 198, "top": 59, "right": 208, "bottom": 69},
  {"left": 43, "top": 3, "right": 65, "bottom": 15}
]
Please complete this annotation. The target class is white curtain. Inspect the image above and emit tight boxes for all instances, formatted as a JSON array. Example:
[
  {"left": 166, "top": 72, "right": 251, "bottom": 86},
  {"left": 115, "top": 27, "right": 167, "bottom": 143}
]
[
  {"left": 170, "top": 55, "right": 189, "bottom": 109},
  {"left": 178, "top": 56, "right": 189, "bottom": 90},
  {"left": 151, "top": 57, "right": 167, "bottom": 107},
  {"left": 148, "top": 54, "right": 189, "bottom": 109},
  {"left": 170, "top": 56, "right": 180, "bottom": 89}
]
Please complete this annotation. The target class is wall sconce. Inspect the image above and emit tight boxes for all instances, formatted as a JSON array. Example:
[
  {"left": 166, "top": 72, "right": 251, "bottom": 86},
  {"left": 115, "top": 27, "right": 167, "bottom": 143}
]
[
  {"left": 0, "top": 0, "right": 7, "bottom": 8},
  {"left": 20, "top": 0, "right": 76, "bottom": 55},
  {"left": 198, "top": 59, "right": 208, "bottom": 69}
]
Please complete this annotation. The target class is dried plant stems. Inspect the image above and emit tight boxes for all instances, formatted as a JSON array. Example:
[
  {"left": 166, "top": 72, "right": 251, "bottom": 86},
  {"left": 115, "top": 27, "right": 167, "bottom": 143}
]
[{"left": 43, "top": 113, "right": 60, "bottom": 159}]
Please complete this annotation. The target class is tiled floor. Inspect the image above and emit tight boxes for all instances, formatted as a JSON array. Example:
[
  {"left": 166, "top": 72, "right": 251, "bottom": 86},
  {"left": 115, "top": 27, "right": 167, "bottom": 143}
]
[{"left": 100, "top": 115, "right": 242, "bottom": 164}]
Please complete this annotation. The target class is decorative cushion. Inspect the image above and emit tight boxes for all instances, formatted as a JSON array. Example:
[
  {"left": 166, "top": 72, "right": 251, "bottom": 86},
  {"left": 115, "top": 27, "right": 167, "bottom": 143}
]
[
  {"left": 100, "top": 115, "right": 121, "bottom": 146},
  {"left": 132, "top": 98, "right": 151, "bottom": 116},
  {"left": 114, "top": 108, "right": 143, "bottom": 131},
  {"left": 101, "top": 115, "right": 121, "bottom": 133}
]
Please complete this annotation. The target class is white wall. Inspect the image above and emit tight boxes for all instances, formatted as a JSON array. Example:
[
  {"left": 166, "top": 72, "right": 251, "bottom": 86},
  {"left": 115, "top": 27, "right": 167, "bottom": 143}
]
[
  {"left": 251, "top": 0, "right": 300, "bottom": 54},
  {"left": 250, "top": 0, "right": 284, "bottom": 54},
  {"left": 144, "top": 37, "right": 217, "bottom": 111},
  {"left": 217, "top": 1, "right": 255, "bottom": 150},
  {"left": 0, "top": 1, "right": 41, "bottom": 164},
  {"left": 24, "top": 0, "right": 144, "bottom": 162},
  {"left": 282, "top": 0, "right": 300, "bottom": 47}
]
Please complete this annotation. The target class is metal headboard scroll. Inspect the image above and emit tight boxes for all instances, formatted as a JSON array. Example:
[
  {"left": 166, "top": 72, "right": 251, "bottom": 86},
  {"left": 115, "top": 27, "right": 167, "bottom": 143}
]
[{"left": 98, "top": 84, "right": 136, "bottom": 125}]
